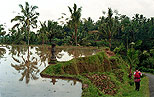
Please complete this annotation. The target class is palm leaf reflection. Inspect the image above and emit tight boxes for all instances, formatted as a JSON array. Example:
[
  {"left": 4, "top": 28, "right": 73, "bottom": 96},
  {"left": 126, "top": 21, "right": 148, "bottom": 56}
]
[
  {"left": 11, "top": 48, "right": 39, "bottom": 84},
  {"left": 0, "top": 48, "right": 6, "bottom": 58},
  {"left": 35, "top": 46, "right": 50, "bottom": 66}
]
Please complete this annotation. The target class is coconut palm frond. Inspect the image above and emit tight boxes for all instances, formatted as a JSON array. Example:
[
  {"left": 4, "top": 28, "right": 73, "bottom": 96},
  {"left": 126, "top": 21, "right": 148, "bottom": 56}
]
[{"left": 12, "top": 56, "right": 21, "bottom": 63}]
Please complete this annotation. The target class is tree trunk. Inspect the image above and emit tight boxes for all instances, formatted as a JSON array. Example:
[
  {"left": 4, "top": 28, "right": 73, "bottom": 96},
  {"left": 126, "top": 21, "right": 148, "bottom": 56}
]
[
  {"left": 75, "top": 24, "right": 78, "bottom": 46},
  {"left": 50, "top": 35, "right": 52, "bottom": 44},
  {"left": 42, "top": 36, "right": 44, "bottom": 45},
  {"left": 27, "top": 20, "right": 30, "bottom": 46},
  {"left": 109, "top": 31, "right": 111, "bottom": 49},
  {"left": 28, "top": 46, "right": 30, "bottom": 62},
  {"left": 127, "top": 37, "right": 128, "bottom": 50},
  {"left": 28, "top": 31, "right": 29, "bottom": 45},
  {"left": 128, "top": 64, "right": 132, "bottom": 79}
]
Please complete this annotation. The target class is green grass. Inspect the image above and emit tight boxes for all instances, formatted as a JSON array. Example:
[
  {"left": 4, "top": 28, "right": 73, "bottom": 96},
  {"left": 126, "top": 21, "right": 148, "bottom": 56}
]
[
  {"left": 41, "top": 69, "right": 150, "bottom": 97},
  {"left": 41, "top": 50, "right": 150, "bottom": 97},
  {"left": 117, "top": 76, "right": 149, "bottom": 97}
]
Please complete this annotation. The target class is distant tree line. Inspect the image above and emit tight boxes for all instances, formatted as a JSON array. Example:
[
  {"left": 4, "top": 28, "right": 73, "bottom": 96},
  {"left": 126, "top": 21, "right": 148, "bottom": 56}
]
[{"left": 0, "top": 2, "right": 154, "bottom": 71}]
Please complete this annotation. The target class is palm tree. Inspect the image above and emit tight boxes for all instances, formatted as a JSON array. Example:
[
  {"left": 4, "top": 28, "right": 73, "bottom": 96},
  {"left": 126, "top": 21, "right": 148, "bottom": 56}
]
[
  {"left": 38, "top": 20, "right": 63, "bottom": 44},
  {"left": 68, "top": 3, "right": 82, "bottom": 46},
  {"left": 46, "top": 20, "right": 59, "bottom": 44},
  {"left": 38, "top": 21, "right": 48, "bottom": 44},
  {"left": 99, "top": 8, "right": 119, "bottom": 49},
  {"left": 11, "top": 2, "right": 39, "bottom": 45}
]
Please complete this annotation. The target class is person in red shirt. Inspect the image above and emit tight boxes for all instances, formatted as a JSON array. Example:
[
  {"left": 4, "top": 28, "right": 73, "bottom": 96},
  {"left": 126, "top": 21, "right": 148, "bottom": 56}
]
[{"left": 134, "top": 68, "right": 142, "bottom": 91}]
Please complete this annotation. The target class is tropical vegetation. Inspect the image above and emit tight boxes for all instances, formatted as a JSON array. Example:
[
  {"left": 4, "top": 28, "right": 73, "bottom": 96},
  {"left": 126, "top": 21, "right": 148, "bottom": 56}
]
[
  {"left": 0, "top": 2, "right": 153, "bottom": 96},
  {"left": 0, "top": 2, "right": 153, "bottom": 73}
]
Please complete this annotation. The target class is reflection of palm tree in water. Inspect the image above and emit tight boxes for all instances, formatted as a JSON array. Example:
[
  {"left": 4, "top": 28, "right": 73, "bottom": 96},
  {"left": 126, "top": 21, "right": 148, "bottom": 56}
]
[
  {"left": 50, "top": 78, "right": 57, "bottom": 85},
  {"left": 50, "top": 78, "right": 77, "bottom": 86},
  {"left": 8, "top": 45, "right": 28, "bottom": 57},
  {"left": 55, "top": 47, "right": 99, "bottom": 60},
  {"left": 67, "top": 48, "right": 97, "bottom": 58},
  {"left": 0, "top": 48, "right": 6, "bottom": 58},
  {"left": 36, "top": 46, "right": 65, "bottom": 64},
  {"left": 11, "top": 46, "right": 40, "bottom": 84},
  {"left": 35, "top": 46, "right": 50, "bottom": 66}
]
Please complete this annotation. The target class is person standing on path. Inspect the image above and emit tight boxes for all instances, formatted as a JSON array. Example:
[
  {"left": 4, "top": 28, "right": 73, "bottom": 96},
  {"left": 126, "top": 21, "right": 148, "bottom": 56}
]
[{"left": 134, "top": 68, "right": 142, "bottom": 91}]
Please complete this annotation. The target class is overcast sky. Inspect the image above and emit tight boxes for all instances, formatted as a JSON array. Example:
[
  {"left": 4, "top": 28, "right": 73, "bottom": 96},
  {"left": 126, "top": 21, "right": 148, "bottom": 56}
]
[{"left": 0, "top": 0, "right": 154, "bottom": 29}]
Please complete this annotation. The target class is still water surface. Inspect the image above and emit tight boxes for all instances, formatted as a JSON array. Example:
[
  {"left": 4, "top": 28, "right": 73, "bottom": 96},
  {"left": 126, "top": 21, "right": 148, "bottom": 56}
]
[{"left": 0, "top": 45, "right": 99, "bottom": 97}]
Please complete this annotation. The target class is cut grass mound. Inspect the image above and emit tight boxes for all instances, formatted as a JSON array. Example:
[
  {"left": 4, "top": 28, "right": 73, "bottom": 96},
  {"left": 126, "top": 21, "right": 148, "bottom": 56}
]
[{"left": 85, "top": 74, "right": 117, "bottom": 95}]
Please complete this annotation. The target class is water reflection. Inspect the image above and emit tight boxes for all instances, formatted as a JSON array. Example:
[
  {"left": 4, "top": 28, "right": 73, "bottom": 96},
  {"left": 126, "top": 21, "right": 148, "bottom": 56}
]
[
  {"left": 8, "top": 45, "right": 28, "bottom": 57},
  {"left": 35, "top": 46, "right": 49, "bottom": 66},
  {"left": 7, "top": 45, "right": 99, "bottom": 84},
  {"left": 51, "top": 78, "right": 57, "bottom": 85},
  {"left": 35, "top": 46, "right": 98, "bottom": 62},
  {"left": 11, "top": 47, "right": 40, "bottom": 84},
  {"left": 49, "top": 78, "right": 78, "bottom": 86},
  {"left": 0, "top": 47, "right": 6, "bottom": 58},
  {"left": 0, "top": 45, "right": 99, "bottom": 97}
]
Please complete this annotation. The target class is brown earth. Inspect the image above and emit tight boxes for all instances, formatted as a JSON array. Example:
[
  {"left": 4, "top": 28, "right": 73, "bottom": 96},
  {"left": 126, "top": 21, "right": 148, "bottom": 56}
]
[
  {"left": 104, "top": 48, "right": 115, "bottom": 58},
  {"left": 85, "top": 74, "right": 117, "bottom": 95}
]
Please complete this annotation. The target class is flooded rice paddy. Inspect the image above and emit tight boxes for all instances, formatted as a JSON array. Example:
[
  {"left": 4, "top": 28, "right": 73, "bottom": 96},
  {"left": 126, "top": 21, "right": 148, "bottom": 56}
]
[{"left": 0, "top": 45, "right": 99, "bottom": 97}]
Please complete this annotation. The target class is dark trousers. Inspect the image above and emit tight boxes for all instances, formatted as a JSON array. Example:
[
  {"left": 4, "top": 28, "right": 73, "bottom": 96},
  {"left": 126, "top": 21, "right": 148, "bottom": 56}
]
[{"left": 135, "top": 82, "right": 140, "bottom": 91}]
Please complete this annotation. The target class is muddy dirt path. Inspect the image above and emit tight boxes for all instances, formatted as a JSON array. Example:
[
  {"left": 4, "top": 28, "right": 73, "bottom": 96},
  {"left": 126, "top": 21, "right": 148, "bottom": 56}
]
[{"left": 145, "top": 73, "right": 154, "bottom": 97}]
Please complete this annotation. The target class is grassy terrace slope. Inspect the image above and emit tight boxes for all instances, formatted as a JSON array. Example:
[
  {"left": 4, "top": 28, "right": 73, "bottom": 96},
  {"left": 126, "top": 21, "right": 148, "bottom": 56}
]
[{"left": 40, "top": 49, "right": 149, "bottom": 97}]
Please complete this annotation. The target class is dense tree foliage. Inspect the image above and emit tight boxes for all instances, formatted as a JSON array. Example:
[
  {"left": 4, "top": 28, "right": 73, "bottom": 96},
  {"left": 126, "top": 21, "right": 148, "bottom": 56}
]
[{"left": 0, "top": 2, "right": 154, "bottom": 71}]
